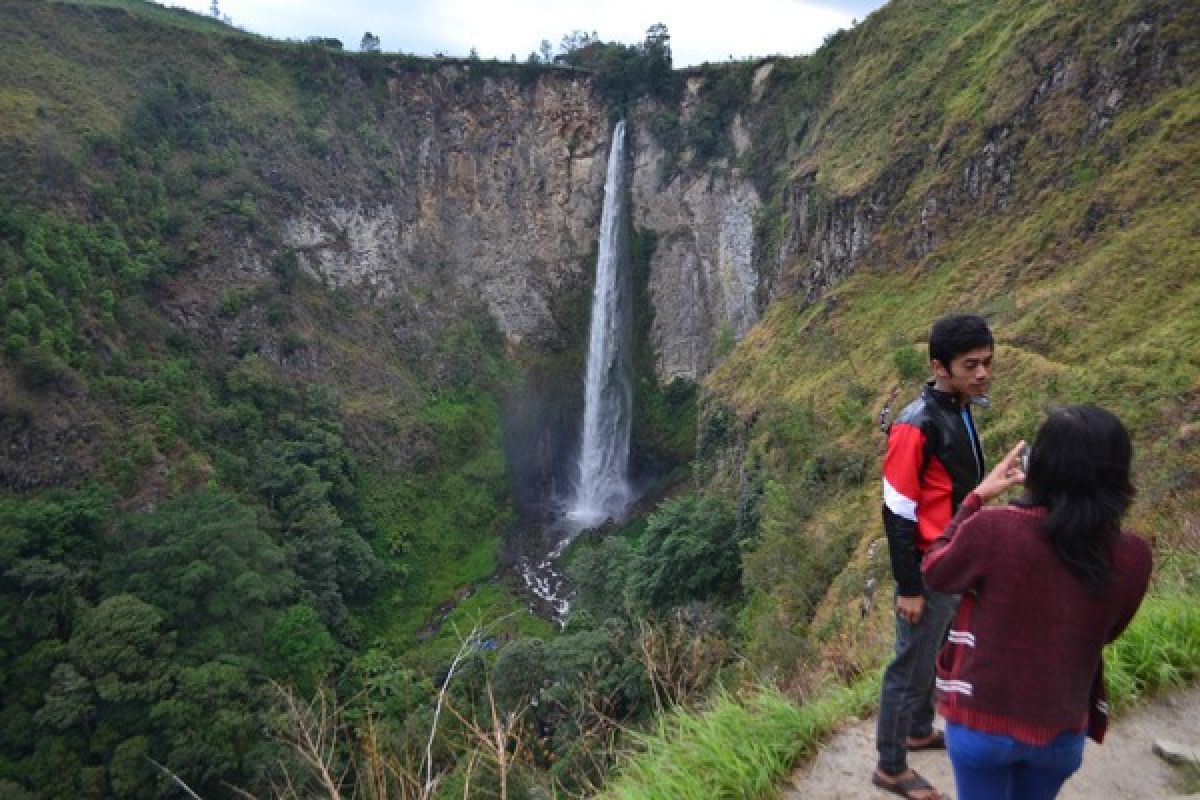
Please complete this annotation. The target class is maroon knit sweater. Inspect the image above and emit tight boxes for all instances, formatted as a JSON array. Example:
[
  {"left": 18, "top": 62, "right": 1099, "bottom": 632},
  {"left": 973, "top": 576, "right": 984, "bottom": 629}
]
[{"left": 922, "top": 493, "right": 1152, "bottom": 745}]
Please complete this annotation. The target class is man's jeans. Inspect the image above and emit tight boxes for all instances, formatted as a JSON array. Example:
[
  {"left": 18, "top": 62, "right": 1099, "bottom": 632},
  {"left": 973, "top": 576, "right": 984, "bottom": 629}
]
[
  {"left": 876, "top": 589, "right": 959, "bottom": 775},
  {"left": 945, "top": 722, "right": 1085, "bottom": 800}
]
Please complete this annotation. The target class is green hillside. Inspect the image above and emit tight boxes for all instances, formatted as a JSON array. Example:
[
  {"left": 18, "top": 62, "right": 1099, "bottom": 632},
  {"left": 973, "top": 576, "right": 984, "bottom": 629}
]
[
  {"left": 0, "top": 3, "right": 555, "bottom": 797},
  {"left": 709, "top": 0, "right": 1199, "bottom": 683}
]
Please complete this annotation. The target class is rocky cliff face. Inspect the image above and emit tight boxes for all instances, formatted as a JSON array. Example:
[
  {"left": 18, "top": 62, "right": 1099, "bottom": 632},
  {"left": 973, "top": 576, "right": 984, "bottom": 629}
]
[
  {"left": 256, "top": 66, "right": 612, "bottom": 348},
  {"left": 243, "top": 62, "right": 770, "bottom": 384},
  {"left": 629, "top": 131, "right": 761, "bottom": 382},
  {"left": 629, "top": 77, "right": 764, "bottom": 383},
  {"left": 14, "top": 3, "right": 1180, "bottom": 448},
  {"left": 770, "top": 7, "right": 1186, "bottom": 305}
]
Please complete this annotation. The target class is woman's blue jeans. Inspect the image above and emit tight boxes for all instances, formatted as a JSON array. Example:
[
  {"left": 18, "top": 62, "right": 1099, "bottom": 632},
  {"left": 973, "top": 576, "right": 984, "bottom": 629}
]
[{"left": 945, "top": 722, "right": 1085, "bottom": 800}]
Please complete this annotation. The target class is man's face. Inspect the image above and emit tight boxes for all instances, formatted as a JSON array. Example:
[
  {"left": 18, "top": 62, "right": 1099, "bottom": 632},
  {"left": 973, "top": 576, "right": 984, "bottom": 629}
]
[{"left": 933, "top": 345, "right": 993, "bottom": 399}]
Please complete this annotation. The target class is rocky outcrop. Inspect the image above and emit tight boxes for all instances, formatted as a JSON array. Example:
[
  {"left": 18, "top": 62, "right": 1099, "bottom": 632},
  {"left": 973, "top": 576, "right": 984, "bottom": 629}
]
[
  {"left": 776, "top": 173, "right": 890, "bottom": 303},
  {"left": 253, "top": 61, "right": 771, "bottom": 381},
  {"left": 780, "top": 4, "right": 1188, "bottom": 297},
  {"left": 261, "top": 67, "right": 612, "bottom": 347},
  {"left": 630, "top": 98, "right": 762, "bottom": 382},
  {"left": 0, "top": 375, "right": 100, "bottom": 491},
  {"left": 263, "top": 64, "right": 770, "bottom": 381}
]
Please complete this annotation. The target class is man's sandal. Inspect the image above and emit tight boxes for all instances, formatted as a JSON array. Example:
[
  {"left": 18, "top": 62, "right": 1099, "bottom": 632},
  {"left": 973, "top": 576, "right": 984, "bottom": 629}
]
[
  {"left": 872, "top": 769, "right": 943, "bottom": 800},
  {"left": 906, "top": 730, "right": 946, "bottom": 751}
]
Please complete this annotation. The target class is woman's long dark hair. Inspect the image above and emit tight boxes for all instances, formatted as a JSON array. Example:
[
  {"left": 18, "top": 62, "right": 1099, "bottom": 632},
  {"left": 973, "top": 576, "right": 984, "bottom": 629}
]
[{"left": 1020, "top": 405, "right": 1136, "bottom": 590}]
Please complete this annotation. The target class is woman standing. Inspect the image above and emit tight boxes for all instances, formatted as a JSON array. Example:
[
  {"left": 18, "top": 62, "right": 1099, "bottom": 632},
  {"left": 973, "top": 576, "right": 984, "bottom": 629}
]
[{"left": 922, "top": 405, "right": 1152, "bottom": 800}]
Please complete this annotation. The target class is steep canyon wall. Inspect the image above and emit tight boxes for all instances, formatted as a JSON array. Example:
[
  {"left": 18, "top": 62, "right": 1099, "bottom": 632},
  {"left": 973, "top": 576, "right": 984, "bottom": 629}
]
[
  {"left": 258, "top": 64, "right": 770, "bottom": 384},
  {"left": 257, "top": 67, "right": 612, "bottom": 348}
]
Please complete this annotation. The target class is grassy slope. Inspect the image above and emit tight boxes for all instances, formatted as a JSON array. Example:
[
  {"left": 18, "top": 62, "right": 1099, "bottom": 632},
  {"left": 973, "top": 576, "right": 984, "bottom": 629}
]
[
  {"left": 799, "top": 0, "right": 1158, "bottom": 197},
  {"left": 714, "top": 0, "right": 1199, "bottom": 681},
  {"left": 603, "top": 1, "right": 1198, "bottom": 795},
  {"left": 601, "top": 577, "right": 1200, "bottom": 799}
]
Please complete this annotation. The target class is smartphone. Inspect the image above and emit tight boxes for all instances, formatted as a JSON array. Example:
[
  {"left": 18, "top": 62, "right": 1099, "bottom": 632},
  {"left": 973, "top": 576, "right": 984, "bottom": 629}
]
[{"left": 1019, "top": 445, "right": 1030, "bottom": 474}]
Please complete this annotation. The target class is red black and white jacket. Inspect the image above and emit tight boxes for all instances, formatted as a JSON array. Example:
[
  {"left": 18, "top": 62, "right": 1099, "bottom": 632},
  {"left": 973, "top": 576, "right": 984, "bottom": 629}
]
[{"left": 881, "top": 383, "right": 985, "bottom": 596}]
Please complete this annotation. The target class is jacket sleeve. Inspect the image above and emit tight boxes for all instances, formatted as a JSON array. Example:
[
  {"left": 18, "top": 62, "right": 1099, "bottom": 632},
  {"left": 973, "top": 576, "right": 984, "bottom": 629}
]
[
  {"left": 882, "top": 422, "right": 927, "bottom": 596},
  {"left": 883, "top": 506, "right": 923, "bottom": 596},
  {"left": 921, "top": 492, "right": 986, "bottom": 593}
]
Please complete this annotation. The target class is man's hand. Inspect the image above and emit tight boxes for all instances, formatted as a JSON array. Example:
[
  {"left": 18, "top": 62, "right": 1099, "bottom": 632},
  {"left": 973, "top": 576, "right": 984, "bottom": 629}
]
[{"left": 896, "top": 594, "right": 925, "bottom": 624}]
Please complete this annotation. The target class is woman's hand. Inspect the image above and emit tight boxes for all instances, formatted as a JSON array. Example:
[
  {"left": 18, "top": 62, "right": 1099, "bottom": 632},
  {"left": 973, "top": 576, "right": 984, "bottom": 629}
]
[{"left": 974, "top": 440, "right": 1027, "bottom": 503}]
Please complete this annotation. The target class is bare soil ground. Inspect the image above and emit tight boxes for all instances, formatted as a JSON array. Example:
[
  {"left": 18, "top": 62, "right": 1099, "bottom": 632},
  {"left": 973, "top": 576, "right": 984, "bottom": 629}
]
[{"left": 783, "top": 686, "right": 1200, "bottom": 799}]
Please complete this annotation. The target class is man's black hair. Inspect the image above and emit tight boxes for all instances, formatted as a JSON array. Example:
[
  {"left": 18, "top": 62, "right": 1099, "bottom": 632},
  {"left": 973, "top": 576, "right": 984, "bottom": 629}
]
[{"left": 928, "top": 314, "right": 993, "bottom": 368}]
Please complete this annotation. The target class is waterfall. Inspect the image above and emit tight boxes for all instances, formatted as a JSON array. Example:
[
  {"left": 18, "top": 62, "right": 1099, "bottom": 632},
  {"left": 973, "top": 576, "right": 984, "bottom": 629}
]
[
  {"left": 567, "top": 120, "right": 632, "bottom": 530},
  {"left": 515, "top": 121, "right": 633, "bottom": 623}
]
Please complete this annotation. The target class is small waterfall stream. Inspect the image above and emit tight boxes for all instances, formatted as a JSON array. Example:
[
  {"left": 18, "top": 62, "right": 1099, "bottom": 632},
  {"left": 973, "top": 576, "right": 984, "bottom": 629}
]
[{"left": 518, "top": 120, "right": 633, "bottom": 620}]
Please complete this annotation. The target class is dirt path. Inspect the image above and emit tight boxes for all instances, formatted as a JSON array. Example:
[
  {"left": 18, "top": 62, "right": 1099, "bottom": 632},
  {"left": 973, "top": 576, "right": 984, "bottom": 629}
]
[{"left": 783, "top": 686, "right": 1200, "bottom": 799}]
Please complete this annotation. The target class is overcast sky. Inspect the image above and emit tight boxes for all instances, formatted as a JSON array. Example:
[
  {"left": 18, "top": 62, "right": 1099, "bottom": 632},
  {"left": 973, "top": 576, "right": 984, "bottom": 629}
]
[{"left": 155, "top": 0, "right": 886, "bottom": 67}]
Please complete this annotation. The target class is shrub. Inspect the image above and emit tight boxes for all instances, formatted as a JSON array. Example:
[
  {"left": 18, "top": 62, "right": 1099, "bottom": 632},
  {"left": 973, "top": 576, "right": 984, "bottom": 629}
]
[
  {"left": 5, "top": 308, "right": 30, "bottom": 338},
  {"left": 892, "top": 344, "right": 927, "bottom": 381},
  {"left": 600, "top": 678, "right": 877, "bottom": 800},
  {"left": 627, "top": 495, "right": 741, "bottom": 610},
  {"left": 4, "top": 332, "right": 29, "bottom": 355},
  {"left": 16, "top": 344, "right": 71, "bottom": 388},
  {"left": 1105, "top": 587, "right": 1200, "bottom": 711}
]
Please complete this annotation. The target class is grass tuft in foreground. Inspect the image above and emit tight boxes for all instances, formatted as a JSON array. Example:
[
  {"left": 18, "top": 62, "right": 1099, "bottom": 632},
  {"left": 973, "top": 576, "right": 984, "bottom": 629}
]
[
  {"left": 599, "top": 677, "right": 878, "bottom": 800},
  {"left": 1105, "top": 578, "right": 1200, "bottom": 712}
]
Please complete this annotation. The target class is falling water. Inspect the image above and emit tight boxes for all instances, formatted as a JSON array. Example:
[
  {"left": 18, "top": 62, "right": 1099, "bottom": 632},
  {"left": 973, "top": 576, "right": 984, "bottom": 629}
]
[
  {"left": 567, "top": 119, "right": 632, "bottom": 530},
  {"left": 516, "top": 121, "right": 633, "bottom": 622}
]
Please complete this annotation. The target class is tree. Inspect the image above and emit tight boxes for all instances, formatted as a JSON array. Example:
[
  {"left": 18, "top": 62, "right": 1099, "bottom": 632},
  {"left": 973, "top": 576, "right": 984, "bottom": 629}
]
[
  {"left": 643, "top": 22, "right": 671, "bottom": 63},
  {"left": 492, "top": 638, "right": 547, "bottom": 711},
  {"left": 641, "top": 23, "right": 674, "bottom": 88},
  {"left": 264, "top": 604, "right": 338, "bottom": 695},
  {"left": 108, "top": 736, "right": 157, "bottom": 799},
  {"left": 349, "top": 648, "right": 431, "bottom": 721},
  {"left": 68, "top": 594, "right": 175, "bottom": 705},
  {"left": 538, "top": 39, "right": 554, "bottom": 63},
  {"left": 360, "top": 31, "right": 381, "bottom": 52},
  {"left": 308, "top": 37, "right": 343, "bottom": 50},
  {"left": 34, "top": 663, "right": 95, "bottom": 731},
  {"left": 567, "top": 536, "right": 633, "bottom": 620},
  {"left": 627, "top": 494, "right": 741, "bottom": 610},
  {"left": 149, "top": 661, "right": 263, "bottom": 782},
  {"left": 558, "top": 30, "right": 598, "bottom": 58},
  {"left": 253, "top": 424, "right": 379, "bottom": 625},
  {"left": 101, "top": 489, "right": 297, "bottom": 659}
]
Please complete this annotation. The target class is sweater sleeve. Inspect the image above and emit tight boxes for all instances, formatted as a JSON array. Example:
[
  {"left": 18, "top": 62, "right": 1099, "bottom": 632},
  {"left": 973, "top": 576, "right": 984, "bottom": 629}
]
[
  {"left": 882, "top": 422, "right": 927, "bottom": 596},
  {"left": 1103, "top": 534, "right": 1154, "bottom": 644},
  {"left": 921, "top": 492, "right": 987, "bottom": 593}
]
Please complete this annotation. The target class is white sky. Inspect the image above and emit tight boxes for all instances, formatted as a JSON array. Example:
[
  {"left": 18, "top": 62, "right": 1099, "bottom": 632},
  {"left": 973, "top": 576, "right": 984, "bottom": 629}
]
[{"left": 155, "top": 0, "right": 885, "bottom": 67}]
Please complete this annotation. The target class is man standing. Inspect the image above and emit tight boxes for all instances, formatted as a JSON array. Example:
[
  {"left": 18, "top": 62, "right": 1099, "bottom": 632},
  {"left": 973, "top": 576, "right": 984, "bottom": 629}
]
[{"left": 873, "top": 314, "right": 993, "bottom": 800}]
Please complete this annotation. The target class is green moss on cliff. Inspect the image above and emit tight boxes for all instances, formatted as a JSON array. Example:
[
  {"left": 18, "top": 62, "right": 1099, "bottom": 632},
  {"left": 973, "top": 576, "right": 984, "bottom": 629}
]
[{"left": 630, "top": 228, "right": 699, "bottom": 476}]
